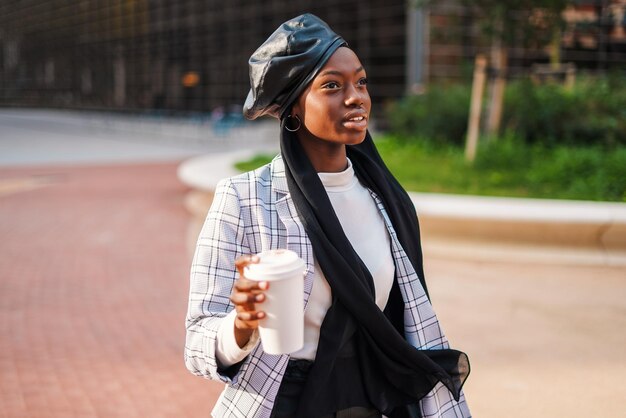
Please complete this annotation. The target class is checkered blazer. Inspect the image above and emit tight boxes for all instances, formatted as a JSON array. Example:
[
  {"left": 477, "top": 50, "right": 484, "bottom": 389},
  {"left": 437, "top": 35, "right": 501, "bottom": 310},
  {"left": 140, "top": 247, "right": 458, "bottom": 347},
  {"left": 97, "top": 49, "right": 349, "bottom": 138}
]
[{"left": 185, "top": 155, "right": 471, "bottom": 418}]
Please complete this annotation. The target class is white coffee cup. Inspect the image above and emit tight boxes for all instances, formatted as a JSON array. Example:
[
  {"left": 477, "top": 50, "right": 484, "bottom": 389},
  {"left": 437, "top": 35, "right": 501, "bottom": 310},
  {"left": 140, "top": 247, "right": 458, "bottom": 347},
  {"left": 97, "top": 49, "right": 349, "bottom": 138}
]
[{"left": 244, "top": 249, "right": 306, "bottom": 355}]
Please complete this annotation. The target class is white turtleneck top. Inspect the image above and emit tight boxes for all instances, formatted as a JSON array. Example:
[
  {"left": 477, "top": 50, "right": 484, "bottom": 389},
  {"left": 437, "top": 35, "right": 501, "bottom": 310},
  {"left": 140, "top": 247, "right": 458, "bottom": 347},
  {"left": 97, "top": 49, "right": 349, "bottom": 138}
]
[{"left": 216, "top": 158, "right": 395, "bottom": 367}]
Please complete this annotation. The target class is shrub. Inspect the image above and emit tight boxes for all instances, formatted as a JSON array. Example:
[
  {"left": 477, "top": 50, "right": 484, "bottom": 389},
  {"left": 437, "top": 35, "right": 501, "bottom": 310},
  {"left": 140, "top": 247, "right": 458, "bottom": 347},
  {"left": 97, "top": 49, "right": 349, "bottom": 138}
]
[
  {"left": 387, "top": 75, "right": 626, "bottom": 148},
  {"left": 502, "top": 75, "right": 626, "bottom": 147},
  {"left": 386, "top": 83, "right": 471, "bottom": 146}
]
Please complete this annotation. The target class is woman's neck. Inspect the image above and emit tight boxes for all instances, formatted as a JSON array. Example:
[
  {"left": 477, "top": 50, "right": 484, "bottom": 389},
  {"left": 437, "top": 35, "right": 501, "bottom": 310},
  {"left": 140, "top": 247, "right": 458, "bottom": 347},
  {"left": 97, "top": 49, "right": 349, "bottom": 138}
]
[{"left": 297, "top": 134, "right": 348, "bottom": 173}]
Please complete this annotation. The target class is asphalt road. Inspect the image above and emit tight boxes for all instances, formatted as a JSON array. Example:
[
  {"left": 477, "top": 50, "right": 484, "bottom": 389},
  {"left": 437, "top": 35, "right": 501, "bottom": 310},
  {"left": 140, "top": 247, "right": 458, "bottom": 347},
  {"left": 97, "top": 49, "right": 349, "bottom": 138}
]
[{"left": 0, "top": 109, "right": 279, "bottom": 167}]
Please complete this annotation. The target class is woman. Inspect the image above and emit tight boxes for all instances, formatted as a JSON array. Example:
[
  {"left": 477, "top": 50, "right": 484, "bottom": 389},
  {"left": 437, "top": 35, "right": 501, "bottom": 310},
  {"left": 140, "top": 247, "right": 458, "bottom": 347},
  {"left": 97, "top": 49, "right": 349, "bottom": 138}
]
[{"left": 185, "top": 14, "right": 470, "bottom": 418}]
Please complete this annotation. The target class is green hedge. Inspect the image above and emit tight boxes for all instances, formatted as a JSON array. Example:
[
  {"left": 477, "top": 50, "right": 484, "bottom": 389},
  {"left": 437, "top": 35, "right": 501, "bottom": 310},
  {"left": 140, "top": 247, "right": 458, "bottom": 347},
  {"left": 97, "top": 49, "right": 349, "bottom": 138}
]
[
  {"left": 386, "top": 83, "right": 470, "bottom": 146},
  {"left": 386, "top": 75, "right": 626, "bottom": 147},
  {"left": 503, "top": 75, "right": 626, "bottom": 147}
]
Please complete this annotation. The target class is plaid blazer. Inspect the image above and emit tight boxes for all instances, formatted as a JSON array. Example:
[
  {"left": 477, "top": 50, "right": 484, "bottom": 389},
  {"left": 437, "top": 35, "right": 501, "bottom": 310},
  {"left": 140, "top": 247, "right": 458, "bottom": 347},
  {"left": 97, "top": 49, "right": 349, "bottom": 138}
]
[{"left": 185, "top": 155, "right": 471, "bottom": 418}]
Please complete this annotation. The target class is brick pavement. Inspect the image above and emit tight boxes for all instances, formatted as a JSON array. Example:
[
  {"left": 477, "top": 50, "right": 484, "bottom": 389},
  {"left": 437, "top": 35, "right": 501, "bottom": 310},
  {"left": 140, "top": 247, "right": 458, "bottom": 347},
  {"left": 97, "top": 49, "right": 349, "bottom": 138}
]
[
  {"left": 2, "top": 161, "right": 625, "bottom": 418},
  {"left": 0, "top": 162, "right": 222, "bottom": 418}
]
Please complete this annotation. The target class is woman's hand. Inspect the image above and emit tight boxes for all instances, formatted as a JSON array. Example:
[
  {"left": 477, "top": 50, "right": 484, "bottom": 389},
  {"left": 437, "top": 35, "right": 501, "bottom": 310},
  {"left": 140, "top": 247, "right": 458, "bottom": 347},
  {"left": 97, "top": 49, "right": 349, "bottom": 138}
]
[{"left": 231, "top": 255, "right": 268, "bottom": 348}]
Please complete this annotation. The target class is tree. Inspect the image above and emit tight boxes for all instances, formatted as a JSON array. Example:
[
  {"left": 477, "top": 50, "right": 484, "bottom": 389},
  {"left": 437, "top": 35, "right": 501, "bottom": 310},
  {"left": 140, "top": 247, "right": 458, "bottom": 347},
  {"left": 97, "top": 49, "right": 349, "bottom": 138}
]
[
  {"left": 414, "top": 0, "right": 571, "bottom": 137},
  {"left": 463, "top": 0, "right": 571, "bottom": 137}
]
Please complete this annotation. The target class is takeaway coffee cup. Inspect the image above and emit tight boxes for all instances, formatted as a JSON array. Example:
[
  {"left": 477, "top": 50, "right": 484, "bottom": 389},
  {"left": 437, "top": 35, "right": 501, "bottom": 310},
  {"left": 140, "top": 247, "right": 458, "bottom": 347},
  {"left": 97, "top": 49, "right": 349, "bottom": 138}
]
[{"left": 244, "top": 249, "right": 306, "bottom": 355}]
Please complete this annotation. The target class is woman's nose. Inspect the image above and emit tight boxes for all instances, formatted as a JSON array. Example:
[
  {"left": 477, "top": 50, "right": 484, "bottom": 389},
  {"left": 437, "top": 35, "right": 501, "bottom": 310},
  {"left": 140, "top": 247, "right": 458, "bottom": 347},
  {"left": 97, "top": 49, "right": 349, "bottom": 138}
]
[{"left": 344, "top": 85, "right": 366, "bottom": 107}]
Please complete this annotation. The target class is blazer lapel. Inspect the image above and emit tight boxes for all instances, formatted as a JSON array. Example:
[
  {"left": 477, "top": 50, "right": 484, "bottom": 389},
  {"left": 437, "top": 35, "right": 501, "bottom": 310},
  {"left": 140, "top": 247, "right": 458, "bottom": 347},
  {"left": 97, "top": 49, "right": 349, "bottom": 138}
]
[
  {"left": 271, "top": 156, "right": 316, "bottom": 307},
  {"left": 368, "top": 189, "right": 427, "bottom": 296}
]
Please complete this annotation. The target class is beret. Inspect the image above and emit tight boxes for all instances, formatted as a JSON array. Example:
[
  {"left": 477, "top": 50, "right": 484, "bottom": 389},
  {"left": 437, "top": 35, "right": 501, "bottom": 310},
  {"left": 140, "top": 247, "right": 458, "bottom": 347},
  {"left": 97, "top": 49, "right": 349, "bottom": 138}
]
[{"left": 243, "top": 13, "right": 347, "bottom": 120}]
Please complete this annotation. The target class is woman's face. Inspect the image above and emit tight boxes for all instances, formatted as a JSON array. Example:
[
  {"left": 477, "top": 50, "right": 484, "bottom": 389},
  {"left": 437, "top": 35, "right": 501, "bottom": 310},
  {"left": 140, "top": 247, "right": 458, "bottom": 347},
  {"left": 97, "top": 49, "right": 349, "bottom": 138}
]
[{"left": 291, "top": 47, "right": 371, "bottom": 146}]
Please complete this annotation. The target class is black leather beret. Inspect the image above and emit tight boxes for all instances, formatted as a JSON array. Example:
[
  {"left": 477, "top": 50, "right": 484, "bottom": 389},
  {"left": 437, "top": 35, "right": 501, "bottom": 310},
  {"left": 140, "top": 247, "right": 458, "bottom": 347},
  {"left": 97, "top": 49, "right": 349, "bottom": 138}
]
[{"left": 243, "top": 13, "right": 347, "bottom": 120}]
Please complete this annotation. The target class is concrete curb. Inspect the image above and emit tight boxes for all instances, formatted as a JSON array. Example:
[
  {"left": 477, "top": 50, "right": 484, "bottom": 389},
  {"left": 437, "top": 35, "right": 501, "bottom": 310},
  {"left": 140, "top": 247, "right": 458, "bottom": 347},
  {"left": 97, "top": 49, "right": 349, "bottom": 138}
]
[
  {"left": 409, "top": 192, "right": 626, "bottom": 266},
  {"left": 178, "top": 151, "right": 626, "bottom": 266}
]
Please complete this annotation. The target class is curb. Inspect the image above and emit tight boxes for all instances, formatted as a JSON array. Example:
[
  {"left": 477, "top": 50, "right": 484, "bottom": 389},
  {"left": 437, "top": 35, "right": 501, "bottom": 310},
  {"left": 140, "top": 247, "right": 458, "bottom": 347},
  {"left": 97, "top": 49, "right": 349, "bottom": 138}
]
[
  {"left": 409, "top": 192, "right": 626, "bottom": 266},
  {"left": 178, "top": 151, "right": 626, "bottom": 266}
]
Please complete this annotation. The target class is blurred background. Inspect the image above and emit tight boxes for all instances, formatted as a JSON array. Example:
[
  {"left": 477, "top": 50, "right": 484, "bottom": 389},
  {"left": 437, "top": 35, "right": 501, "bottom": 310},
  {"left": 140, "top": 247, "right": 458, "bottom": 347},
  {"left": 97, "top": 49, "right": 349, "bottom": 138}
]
[
  {"left": 0, "top": 1, "right": 625, "bottom": 417},
  {"left": 2, "top": 0, "right": 625, "bottom": 114}
]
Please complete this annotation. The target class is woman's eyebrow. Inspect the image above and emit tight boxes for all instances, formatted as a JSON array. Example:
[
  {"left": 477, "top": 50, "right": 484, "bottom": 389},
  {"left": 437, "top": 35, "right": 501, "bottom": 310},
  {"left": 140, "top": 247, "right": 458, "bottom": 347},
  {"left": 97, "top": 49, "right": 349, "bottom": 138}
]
[{"left": 319, "top": 66, "right": 365, "bottom": 77}]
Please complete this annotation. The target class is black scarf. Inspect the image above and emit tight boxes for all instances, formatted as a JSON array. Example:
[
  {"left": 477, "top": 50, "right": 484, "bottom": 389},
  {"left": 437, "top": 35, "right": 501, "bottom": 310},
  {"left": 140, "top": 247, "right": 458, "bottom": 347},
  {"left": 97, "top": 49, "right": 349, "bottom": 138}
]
[{"left": 279, "top": 123, "right": 470, "bottom": 417}]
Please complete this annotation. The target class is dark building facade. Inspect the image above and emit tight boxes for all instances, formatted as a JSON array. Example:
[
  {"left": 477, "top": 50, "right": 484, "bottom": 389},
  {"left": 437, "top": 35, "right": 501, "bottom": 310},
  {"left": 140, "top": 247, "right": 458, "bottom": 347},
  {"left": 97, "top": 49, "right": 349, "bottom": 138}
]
[
  {"left": 2, "top": 1, "right": 623, "bottom": 115},
  {"left": 426, "top": 0, "right": 626, "bottom": 80},
  {"left": 0, "top": 0, "right": 409, "bottom": 115}
]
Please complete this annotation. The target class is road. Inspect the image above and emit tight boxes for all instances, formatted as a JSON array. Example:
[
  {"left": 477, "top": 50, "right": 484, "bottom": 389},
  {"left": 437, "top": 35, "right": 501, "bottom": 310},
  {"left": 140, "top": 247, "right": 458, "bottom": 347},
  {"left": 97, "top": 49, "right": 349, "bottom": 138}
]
[{"left": 0, "top": 109, "right": 279, "bottom": 166}]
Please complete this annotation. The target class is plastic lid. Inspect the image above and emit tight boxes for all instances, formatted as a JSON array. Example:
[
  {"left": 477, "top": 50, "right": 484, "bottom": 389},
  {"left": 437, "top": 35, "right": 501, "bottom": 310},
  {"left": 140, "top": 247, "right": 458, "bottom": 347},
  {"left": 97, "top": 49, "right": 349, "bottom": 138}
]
[{"left": 244, "top": 249, "right": 306, "bottom": 282}]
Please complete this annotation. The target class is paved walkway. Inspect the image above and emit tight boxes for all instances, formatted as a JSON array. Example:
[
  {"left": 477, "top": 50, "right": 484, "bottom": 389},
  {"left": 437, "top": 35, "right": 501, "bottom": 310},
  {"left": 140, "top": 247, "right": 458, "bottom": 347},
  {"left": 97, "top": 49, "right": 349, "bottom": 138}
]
[
  {"left": 2, "top": 161, "right": 625, "bottom": 418},
  {"left": 0, "top": 162, "right": 223, "bottom": 417},
  {"left": 430, "top": 258, "right": 626, "bottom": 418},
  {"left": 1, "top": 110, "right": 625, "bottom": 417}
]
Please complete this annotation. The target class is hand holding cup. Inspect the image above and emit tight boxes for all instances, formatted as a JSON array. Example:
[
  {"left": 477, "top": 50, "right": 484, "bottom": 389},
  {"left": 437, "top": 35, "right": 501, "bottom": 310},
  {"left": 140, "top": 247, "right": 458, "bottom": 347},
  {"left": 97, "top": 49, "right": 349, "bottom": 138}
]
[
  {"left": 231, "top": 255, "right": 269, "bottom": 348},
  {"left": 242, "top": 249, "right": 306, "bottom": 355}
]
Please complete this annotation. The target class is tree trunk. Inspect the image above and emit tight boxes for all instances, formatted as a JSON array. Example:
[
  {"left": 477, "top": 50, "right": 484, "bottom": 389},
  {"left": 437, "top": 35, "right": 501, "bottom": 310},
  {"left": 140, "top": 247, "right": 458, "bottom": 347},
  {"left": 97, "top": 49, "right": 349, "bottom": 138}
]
[
  {"left": 465, "top": 55, "right": 487, "bottom": 163},
  {"left": 485, "top": 29, "right": 507, "bottom": 140},
  {"left": 549, "top": 27, "right": 562, "bottom": 69}
]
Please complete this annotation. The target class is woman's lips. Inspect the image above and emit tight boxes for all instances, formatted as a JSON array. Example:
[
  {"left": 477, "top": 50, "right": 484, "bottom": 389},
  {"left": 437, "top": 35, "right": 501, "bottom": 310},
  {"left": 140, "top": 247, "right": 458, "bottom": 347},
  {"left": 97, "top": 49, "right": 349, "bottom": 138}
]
[{"left": 342, "top": 115, "right": 368, "bottom": 130}]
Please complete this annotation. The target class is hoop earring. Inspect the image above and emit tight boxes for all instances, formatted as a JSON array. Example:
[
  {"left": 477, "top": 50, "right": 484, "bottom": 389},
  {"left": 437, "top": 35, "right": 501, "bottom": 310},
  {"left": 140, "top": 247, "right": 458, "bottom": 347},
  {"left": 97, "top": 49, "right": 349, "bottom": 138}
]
[{"left": 285, "top": 114, "right": 301, "bottom": 132}]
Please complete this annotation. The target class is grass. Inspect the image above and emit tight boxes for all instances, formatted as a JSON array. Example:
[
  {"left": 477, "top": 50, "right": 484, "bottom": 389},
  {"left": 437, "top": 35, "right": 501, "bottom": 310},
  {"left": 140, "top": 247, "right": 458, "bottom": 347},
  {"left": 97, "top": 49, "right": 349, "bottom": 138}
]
[
  {"left": 234, "top": 135, "right": 626, "bottom": 202},
  {"left": 234, "top": 154, "right": 277, "bottom": 173}
]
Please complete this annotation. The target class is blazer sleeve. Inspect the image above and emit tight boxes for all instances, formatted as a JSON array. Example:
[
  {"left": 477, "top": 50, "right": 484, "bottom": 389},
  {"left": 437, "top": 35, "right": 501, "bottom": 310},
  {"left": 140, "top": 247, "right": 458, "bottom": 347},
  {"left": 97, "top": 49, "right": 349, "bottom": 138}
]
[{"left": 184, "top": 177, "right": 252, "bottom": 383}]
